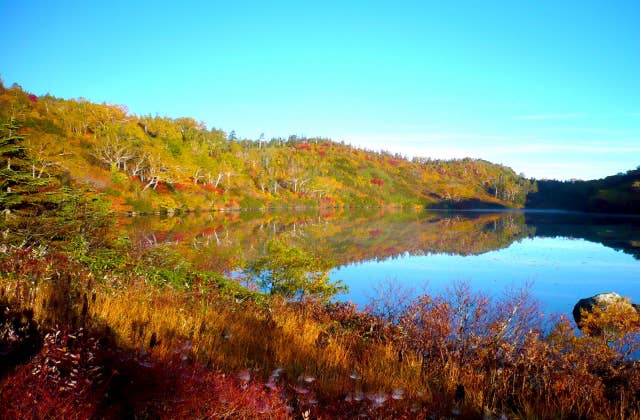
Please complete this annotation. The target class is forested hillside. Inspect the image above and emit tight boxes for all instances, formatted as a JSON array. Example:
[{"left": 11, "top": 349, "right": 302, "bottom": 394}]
[
  {"left": 2, "top": 81, "right": 640, "bottom": 419},
  {"left": 527, "top": 169, "right": 640, "bottom": 214},
  {"left": 0, "top": 82, "right": 534, "bottom": 213}
]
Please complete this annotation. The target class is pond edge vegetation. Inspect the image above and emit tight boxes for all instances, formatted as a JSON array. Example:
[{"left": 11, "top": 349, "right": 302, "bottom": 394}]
[{"left": 1, "top": 81, "right": 640, "bottom": 418}]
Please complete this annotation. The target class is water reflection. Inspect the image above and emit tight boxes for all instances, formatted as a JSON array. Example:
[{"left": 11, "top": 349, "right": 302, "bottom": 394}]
[
  {"left": 123, "top": 209, "right": 640, "bottom": 265},
  {"left": 523, "top": 211, "right": 640, "bottom": 259},
  {"left": 122, "top": 209, "right": 640, "bottom": 313}
]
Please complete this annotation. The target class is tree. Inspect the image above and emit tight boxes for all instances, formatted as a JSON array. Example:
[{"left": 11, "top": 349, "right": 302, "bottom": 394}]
[
  {"left": 0, "top": 117, "right": 57, "bottom": 211},
  {"left": 91, "top": 131, "right": 134, "bottom": 171},
  {"left": 246, "top": 239, "right": 346, "bottom": 302},
  {"left": 0, "top": 117, "right": 112, "bottom": 247}
]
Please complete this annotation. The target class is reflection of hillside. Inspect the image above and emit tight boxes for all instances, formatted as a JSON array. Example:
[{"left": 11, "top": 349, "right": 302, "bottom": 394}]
[
  {"left": 122, "top": 210, "right": 535, "bottom": 271},
  {"left": 300, "top": 211, "right": 533, "bottom": 267},
  {"left": 524, "top": 212, "right": 640, "bottom": 259}
]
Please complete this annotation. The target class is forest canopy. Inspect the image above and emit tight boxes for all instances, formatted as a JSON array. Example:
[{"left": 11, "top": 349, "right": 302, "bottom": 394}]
[{"left": 0, "top": 81, "right": 536, "bottom": 214}]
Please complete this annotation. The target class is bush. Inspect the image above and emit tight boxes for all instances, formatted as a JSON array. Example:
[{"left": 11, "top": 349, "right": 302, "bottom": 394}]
[{"left": 246, "top": 239, "right": 346, "bottom": 302}]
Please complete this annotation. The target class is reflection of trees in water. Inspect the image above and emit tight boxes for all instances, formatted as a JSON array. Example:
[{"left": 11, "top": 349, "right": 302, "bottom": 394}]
[
  {"left": 121, "top": 210, "right": 640, "bottom": 273},
  {"left": 524, "top": 212, "right": 640, "bottom": 259},
  {"left": 303, "top": 211, "right": 535, "bottom": 267},
  {"left": 122, "top": 210, "right": 537, "bottom": 271}
]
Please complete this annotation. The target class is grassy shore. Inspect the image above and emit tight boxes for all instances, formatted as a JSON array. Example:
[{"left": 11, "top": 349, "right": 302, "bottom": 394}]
[{"left": 1, "top": 244, "right": 639, "bottom": 419}]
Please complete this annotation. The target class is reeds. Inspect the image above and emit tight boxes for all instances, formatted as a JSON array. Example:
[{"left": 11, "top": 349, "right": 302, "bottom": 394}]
[{"left": 1, "top": 247, "right": 639, "bottom": 418}]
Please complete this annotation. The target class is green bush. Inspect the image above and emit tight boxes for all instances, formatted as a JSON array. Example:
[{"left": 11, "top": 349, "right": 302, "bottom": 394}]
[{"left": 246, "top": 239, "right": 346, "bottom": 302}]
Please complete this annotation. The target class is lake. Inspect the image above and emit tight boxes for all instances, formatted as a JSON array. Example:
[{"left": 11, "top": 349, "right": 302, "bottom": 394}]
[{"left": 123, "top": 209, "right": 640, "bottom": 318}]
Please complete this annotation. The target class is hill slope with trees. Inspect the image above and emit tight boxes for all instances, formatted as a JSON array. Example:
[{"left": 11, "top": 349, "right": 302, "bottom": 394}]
[
  {"left": 0, "top": 81, "right": 535, "bottom": 213},
  {"left": 2, "top": 81, "right": 640, "bottom": 418},
  {"left": 527, "top": 169, "right": 640, "bottom": 214}
]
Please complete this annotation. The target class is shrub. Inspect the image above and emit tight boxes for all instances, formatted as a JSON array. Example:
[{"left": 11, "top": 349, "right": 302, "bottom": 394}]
[{"left": 246, "top": 239, "right": 346, "bottom": 302}]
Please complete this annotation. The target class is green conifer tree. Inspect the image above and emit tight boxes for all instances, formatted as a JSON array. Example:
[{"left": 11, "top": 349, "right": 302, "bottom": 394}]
[{"left": 0, "top": 117, "right": 57, "bottom": 212}]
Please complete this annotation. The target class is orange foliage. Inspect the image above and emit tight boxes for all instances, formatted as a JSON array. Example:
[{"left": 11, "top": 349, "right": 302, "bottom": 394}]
[
  {"left": 202, "top": 184, "right": 225, "bottom": 194},
  {"left": 1, "top": 247, "right": 639, "bottom": 418},
  {"left": 109, "top": 195, "right": 133, "bottom": 213},
  {"left": 388, "top": 159, "right": 402, "bottom": 167},
  {"left": 154, "top": 182, "right": 170, "bottom": 194},
  {"left": 173, "top": 182, "right": 189, "bottom": 192}
]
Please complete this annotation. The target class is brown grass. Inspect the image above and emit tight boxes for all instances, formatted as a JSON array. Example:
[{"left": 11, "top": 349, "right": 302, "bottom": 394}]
[{"left": 1, "top": 247, "right": 639, "bottom": 418}]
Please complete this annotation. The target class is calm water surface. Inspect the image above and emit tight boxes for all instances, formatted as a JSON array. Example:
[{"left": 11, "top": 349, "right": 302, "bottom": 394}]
[
  {"left": 335, "top": 235, "right": 640, "bottom": 315},
  {"left": 125, "top": 209, "right": 640, "bottom": 317}
]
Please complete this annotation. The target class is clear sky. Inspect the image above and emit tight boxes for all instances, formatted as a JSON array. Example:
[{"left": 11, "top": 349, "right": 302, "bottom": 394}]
[{"left": 1, "top": 0, "right": 639, "bottom": 180}]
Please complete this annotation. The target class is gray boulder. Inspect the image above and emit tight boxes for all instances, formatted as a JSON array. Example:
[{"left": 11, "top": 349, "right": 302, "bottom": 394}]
[{"left": 573, "top": 292, "right": 640, "bottom": 329}]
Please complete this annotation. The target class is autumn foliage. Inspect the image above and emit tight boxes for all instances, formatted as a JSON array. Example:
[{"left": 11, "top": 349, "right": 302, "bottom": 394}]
[
  {"left": 0, "top": 81, "right": 536, "bottom": 215},
  {"left": 371, "top": 177, "right": 384, "bottom": 187},
  {"left": 1, "top": 244, "right": 639, "bottom": 418},
  {"left": 1, "top": 80, "right": 639, "bottom": 418}
]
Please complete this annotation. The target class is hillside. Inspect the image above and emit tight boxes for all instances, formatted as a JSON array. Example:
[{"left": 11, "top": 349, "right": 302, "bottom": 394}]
[
  {"left": 527, "top": 169, "right": 640, "bottom": 214},
  {"left": 2, "top": 81, "right": 639, "bottom": 419},
  {"left": 0, "top": 82, "right": 534, "bottom": 213}
]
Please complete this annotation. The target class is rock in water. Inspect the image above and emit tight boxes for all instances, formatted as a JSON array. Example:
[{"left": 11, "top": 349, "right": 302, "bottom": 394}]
[{"left": 573, "top": 292, "right": 640, "bottom": 329}]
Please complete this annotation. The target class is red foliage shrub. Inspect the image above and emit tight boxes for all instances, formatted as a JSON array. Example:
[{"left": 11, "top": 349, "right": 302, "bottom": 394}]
[
  {"left": 36, "top": 183, "right": 60, "bottom": 193},
  {"left": 200, "top": 225, "right": 224, "bottom": 236},
  {"left": 153, "top": 182, "right": 170, "bottom": 194},
  {"left": 202, "top": 184, "right": 225, "bottom": 194},
  {"left": 301, "top": 301, "right": 399, "bottom": 343},
  {"left": 152, "top": 231, "right": 168, "bottom": 243},
  {"left": 171, "top": 232, "right": 187, "bottom": 242},
  {"left": 388, "top": 159, "right": 401, "bottom": 167},
  {"left": 0, "top": 327, "right": 291, "bottom": 419},
  {"left": 371, "top": 178, "right": 384, "bottom": 187},
  {"left": 28, "top": 94, "right": 38, "bottom": 103},
  {"left": 127, "top": 177, "right": 146, "bottom": 190},
  {"left": 0, "top": 328, "right": 112, "bottom": 419},
  {"left": 320, "top": 195, "right": 336, "bottom": 207},
  {"left": 173, "top": 182, "right": 188, "bottom": 192},
  {"left": 296, "top": 143, "right": 312, "bottom": 151}
]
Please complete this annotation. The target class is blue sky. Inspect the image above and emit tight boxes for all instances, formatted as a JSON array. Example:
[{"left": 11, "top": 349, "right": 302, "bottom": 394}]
[{"left": 1, "top": 0, "right": 639, "bottom": 180}]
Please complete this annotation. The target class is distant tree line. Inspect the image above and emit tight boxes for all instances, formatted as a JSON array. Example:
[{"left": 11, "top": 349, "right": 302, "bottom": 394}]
[{"left": 526, "top": 168, "right": 640, "bottom": 214}]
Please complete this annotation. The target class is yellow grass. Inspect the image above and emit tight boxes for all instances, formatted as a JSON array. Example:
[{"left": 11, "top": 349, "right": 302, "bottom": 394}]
[{"left": 2, "top": 270, "right": 639, "bottom": 418}]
